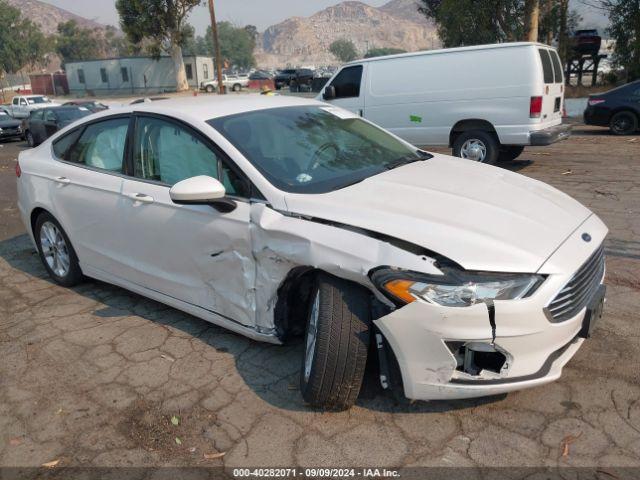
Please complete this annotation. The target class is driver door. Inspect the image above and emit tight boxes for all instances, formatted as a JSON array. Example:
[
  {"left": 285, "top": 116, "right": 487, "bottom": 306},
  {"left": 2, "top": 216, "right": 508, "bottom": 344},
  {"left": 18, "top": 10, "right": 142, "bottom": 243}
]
[
  {"left": 119, "top": 114, "right": 256, "bottom": 327},
  {"left": 322, "top": 65, "right": 366, "bottom": 117}
]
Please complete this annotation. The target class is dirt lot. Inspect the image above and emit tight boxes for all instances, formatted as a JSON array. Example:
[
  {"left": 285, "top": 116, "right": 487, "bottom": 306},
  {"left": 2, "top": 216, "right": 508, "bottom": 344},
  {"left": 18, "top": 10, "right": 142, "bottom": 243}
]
[{"left": 0, "top": 124, "right": 639, "bottom": 474}]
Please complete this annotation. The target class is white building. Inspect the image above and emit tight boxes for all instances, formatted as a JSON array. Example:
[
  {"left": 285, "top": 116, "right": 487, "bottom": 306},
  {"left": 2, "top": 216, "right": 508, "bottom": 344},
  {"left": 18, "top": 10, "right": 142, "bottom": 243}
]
[{"left": 65, "top": 56, "right": 214, "bottom": 95}]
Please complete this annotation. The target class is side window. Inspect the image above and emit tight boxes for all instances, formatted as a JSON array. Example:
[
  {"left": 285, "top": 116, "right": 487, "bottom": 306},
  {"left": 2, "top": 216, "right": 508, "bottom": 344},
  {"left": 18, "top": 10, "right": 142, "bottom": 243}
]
[
  {"left": 31, "top": 110, "right": 44, "bottom": 120},
  {"left": 550, "top": 50, "right": 563, "bottom": 84},
  {"left": 20, "top": 98, "right": 28, "bottom": 106},
  {"left": 538, "top": 49, "right": 554, "bottom": 84},
  {"left": 53, "top": 128, "right": 83, "bottom": 159},
  {"left": 132, "top": 116, "right": 249, "bottom": 196},
  {"left": 65, "top": 117, "right": 129, "bottom": 172},
  {"left": 44, "top": 110, "right": 56, "bottom": 122},
  {"left": 13, "top": 97, "right": 18, "bottom": 105},
  {"left": 330, "top": 66, "right": 363, "bottom": 99}
]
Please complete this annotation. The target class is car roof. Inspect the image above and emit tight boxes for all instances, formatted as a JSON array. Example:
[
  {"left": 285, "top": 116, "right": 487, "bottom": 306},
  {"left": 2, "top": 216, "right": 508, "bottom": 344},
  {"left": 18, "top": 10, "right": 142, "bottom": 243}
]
[{"left": 113, "top": 95, "right": 326, "bottom": 121}]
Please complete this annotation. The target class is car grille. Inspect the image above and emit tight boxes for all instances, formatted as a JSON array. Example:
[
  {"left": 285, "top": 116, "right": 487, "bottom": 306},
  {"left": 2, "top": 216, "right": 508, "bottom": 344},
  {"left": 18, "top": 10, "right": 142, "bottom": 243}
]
[{"left": 546, "top": 244, "right": 605, "bottom": 322}]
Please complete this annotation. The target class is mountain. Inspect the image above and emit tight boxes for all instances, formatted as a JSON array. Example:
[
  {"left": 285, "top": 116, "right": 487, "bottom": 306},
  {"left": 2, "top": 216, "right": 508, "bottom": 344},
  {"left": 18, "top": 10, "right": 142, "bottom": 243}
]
[
  {"left": 5, "top": 0, "right": 109, "bottom": 36},
  {"left": 255, "top": 0, "right": 439, "bottom": 68}
]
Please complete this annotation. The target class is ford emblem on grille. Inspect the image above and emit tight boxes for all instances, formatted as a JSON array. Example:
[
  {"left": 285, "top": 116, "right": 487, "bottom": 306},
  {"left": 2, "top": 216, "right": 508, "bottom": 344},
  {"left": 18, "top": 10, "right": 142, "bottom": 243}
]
[{"left": 582, "top": 233, "right": 592, "bottom": 242}]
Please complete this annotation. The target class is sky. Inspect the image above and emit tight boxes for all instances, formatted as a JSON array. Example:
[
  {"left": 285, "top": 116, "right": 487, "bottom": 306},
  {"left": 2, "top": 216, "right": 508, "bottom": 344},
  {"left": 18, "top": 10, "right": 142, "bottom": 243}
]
[{"left": 39, "top": 0, "right": 608, "bottom": 35}]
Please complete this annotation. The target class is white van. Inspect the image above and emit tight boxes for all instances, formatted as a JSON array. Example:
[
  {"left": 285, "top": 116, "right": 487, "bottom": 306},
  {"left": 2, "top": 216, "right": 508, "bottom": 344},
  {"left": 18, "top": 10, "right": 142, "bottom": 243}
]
[{"left": 318, "top": 42, "right": 570, "bottom": 164}]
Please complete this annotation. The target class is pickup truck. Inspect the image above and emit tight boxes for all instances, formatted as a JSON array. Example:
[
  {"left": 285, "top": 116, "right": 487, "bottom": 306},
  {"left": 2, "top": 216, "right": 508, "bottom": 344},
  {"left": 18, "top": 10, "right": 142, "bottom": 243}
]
[
  {"left": 5, "top": 95, "right": 59, "bottom": 119},
  {"left": 200, "top": 75, "right": 249, "bottom": 93}
]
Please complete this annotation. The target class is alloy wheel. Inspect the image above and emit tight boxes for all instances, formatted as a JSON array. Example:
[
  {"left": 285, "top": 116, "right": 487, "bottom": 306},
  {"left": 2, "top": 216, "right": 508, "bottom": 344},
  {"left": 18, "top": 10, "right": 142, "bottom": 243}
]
[
  {"left": 304, "top": 290, "right": 320, "bottom": 382},
  {"left": 39, "top": 221, "right": 70, "bottom": 277}
]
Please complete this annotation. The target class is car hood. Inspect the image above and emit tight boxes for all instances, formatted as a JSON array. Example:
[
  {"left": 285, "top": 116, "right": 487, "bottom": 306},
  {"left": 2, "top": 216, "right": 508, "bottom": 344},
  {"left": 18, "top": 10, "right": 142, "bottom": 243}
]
[
  {"left": 283, "top": 154, "right": 592, "bottom": 273},
  {"left": 0, "top": 118, "right": 20, "bottom": 128}
]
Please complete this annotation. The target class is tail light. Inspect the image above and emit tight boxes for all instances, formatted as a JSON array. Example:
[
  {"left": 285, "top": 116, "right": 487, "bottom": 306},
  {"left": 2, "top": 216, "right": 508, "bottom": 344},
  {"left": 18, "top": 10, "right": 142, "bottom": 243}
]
[
  {"left": 15, "top": 159, "right": 21, "bottom": 178},
  {"left": 530, "top": 96, "right": 543, "bottom": 118},
  {"left": 588, "top": 98, "right": 606, "bottom": 106}
]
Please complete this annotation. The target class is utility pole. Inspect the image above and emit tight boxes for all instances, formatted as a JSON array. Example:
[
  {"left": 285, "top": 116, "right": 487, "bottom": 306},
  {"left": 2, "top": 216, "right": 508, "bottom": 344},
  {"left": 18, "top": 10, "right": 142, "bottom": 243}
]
[{"left": 207, "top": 0, "right": 225, "bottom": 94}]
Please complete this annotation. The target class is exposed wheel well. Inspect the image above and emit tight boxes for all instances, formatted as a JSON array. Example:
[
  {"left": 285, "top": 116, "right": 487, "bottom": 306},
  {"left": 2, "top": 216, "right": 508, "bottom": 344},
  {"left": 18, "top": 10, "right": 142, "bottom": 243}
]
[
  {"left": 30, "top": 207, "right": 48, "bottom": 236},
  {"left": 449, "top": 119, "right": 499, "bottom": 147},
  {"left": 274, "top": 266, "right": 319, "bottom": 341}
]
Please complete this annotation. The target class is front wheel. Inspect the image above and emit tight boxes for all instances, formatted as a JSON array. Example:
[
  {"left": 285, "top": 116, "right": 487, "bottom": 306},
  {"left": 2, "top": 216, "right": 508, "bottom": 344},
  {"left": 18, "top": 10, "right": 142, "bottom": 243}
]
[
  {"left": 232, "top": 83, "right": 241, "bottom": 92},
  {"left": 34, "top": 212, "right": 84, "bottom": 287},
  {"left": 205, "top": 85, "right": 215, "bottom": 93},
  {"left": 610, "top": 111, "right": 638, "bottom": 135},
  {"left": 300, "top": 273, "right": 371, "bottom": 410},
  {"left": 452, "top": 130, "right": 499, "bottom": 165}
]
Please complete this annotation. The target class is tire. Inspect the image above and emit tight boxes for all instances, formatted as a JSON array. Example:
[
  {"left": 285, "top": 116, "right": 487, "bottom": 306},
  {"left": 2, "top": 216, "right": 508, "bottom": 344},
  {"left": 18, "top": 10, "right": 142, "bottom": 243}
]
[
  {"left": 609, "top": 111, "right": 638, "bottom": 136},
  {"left": 452, "top": 130, "right": 499, "bottom": 165},
  {"left": 205, "top": 85, "right": 215, "bottom": 93},
  {"left": 232, "top": 83, "right": 241, "bottom": 92},
  {"left": 26, "top": 130, "right": 35, "bottom": 148},
  {"left": 498, "top": 145, "right": 525, "bottom": 162},
  {"left": 300, "top": 273, "right": 371, "bottom": 410},
  {"left": 34, "top": 212, "right": 83, "bottom": 287}
]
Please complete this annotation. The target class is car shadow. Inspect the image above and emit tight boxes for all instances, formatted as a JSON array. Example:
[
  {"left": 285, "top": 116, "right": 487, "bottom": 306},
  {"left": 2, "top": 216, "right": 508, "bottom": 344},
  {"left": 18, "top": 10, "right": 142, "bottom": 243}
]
[{"left": 0, "top": 233, "right": 506, "bottom": 414}]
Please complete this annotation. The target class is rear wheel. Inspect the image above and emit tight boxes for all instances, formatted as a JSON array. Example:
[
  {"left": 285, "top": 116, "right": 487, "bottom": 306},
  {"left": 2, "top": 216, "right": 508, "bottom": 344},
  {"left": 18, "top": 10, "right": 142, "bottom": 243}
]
[
  {"left": 34, "top": 212, "right": 83, "bottom": 287},
  {"left": 232, "top": 83, "right": 241, "bottom": 92},
  {"left": 453, "top": 130, "right": 499, "bottom": 165},
  {"left": 610, "top": 111, "right": 638, "bottom": 135},
  {"left": 498, "top": 145, "right": 525, "bottom": 162},
  {"left": 300, "top": 273, "right": 371, "bottom": 410},
  {"left": 205, "top": 85, "right": 215, "bottom": 93}
]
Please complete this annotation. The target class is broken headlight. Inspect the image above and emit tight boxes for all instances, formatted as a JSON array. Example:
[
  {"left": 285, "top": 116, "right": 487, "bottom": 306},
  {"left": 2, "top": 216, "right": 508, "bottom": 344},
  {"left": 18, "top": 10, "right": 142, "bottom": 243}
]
[{"left": 371, "top": 268, "right": 544, "bottom": 307}]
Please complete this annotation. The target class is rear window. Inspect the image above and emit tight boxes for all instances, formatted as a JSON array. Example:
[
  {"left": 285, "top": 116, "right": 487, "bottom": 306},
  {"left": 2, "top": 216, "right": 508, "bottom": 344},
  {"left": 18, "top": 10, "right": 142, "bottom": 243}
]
[
  {"left": 549, "top": 50, "right": 563, "bottom": 83},
  {"left": 538, "top": 49, "right": 554, "bottom": 84}
]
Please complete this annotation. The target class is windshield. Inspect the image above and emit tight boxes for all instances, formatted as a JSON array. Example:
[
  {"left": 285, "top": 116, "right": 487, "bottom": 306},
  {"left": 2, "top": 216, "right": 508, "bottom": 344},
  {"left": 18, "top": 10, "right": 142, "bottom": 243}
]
[
  {"left": 56, "top": 108, "right": 90, "bottom": 122},
  {"left": 27, "top": 96, "right": 49, "bottom": 104},
  {"left": 208, "top": 106, "right": 427, "bottom": 193}
]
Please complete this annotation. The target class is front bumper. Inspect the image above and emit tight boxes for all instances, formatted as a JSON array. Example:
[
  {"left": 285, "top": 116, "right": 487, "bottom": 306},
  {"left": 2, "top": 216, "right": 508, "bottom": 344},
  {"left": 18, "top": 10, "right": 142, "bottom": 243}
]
[
  {"left": 374, "top": 214, "right": 608, "bottom": 401},
  {"left": 529, "top": 123, "right": 572, "bottom": 146}
]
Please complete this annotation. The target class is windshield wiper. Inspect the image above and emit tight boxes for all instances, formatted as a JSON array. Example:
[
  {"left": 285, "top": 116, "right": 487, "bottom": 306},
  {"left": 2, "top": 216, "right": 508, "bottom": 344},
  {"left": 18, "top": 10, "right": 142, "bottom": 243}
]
[{"left": 385, "top": 151, "right": 432, "bottom": 170}]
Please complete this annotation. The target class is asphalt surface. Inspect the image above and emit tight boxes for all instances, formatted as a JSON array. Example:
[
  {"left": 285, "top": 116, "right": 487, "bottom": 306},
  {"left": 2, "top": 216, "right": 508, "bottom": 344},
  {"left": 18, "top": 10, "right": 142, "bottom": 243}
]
[{"left": 0, "top": 125, "right": 639, "bottom": 473}]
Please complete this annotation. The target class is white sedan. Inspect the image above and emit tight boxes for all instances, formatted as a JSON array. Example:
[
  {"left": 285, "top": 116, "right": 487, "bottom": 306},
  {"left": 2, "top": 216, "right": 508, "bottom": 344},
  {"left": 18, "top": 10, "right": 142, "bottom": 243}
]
[{"left": 16, "top": 96, "right": 607, "bottom": 410}]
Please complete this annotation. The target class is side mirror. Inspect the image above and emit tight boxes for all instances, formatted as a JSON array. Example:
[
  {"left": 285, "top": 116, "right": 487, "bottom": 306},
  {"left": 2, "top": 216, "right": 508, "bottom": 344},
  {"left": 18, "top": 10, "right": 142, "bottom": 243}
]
[
  {"left": 169, "top": 175, "right": 236, "bottom": 212},
  {"left": 323, "top": 85, "right": 336, "bottom": 101}
]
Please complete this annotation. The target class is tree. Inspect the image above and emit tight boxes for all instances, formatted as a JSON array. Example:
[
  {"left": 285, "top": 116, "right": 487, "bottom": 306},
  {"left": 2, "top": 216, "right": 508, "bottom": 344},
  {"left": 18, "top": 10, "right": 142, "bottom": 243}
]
[
  {"left": 116, "top": 0, "right": 202, "bottom": 92},
  {"left": 55, "top": 20, "right": 103, "bottom": 67},
  {"left": 605, "top": 0, "right": 640, "bottom": 80},
  {"left": 198, "top": 23, "right": 256, "bottom": 69},
  {"left": 364, "top": 47, "right": 407, "bottom": 58},
  {"left": 418, "top": 0, "right": 524, "bottom": 47},
  {"left": 0, "top": 0, "right": 46, "bottom": 76},
  {"left": 523, "top": 0, "right": 540, "bottom": 41},
  {"left": 329, "top": 39, "right": 359, "bottom": 63}
]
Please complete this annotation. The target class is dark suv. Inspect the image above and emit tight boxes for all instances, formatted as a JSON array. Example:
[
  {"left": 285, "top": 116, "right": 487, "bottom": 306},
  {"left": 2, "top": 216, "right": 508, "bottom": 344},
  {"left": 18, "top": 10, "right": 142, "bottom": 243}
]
[
  {"left": 274, "top": 69, "right": 298, "bottom": 90},
  {"left": 24, "top": 106, "right": 91, "bottom": 147}
]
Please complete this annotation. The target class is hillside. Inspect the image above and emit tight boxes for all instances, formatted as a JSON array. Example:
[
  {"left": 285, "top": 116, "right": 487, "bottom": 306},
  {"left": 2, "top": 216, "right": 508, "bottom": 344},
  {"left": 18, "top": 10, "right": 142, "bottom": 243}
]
[
  {"left": 5, "top": 0, "right": 108, "bottom": 35},
  {"left": 255, "top": 0, "right": 439, "bottom": 68}
]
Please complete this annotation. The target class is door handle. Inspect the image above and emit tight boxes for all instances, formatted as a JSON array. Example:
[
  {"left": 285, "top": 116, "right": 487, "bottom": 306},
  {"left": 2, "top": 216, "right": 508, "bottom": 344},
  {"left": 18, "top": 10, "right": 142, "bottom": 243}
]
[
  {"left": 53, "top": 176, "right": 71, "bottom": 185},
  {"left": 128, "top": 193, "right": 154, "bottom": 204}
]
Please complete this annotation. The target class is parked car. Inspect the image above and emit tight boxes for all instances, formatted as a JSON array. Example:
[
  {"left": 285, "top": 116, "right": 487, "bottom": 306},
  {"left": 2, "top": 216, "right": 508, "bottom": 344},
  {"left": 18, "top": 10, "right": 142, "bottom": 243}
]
[
  {"left": 570, "top": 29, "right": 602, "bottom": 57},
  {"left": 584, "top": 80, "right": 640, "bottom": 135},
  {"left": 289, "top": 69, "right": 315, "bottom": 92},
  {"left": 249, "top": 71, "right": 272, "bottom": 80},
  {"left": 200, "top": 74, "right": 249, "bottom": 93},
  {"left": 16, "top": 96, "right": 607, "bottom": 409},
  {"left": 23, "top": 106, "right": 92, "bottom": 147},
  {"left": 274, "top": 69, "right": 298, "bottom": 90},
  {"left": 0, "top": 110, "right": 23, "bottom": 142},
  {"left": 62, "top": 100, "right": 109, "bottom": 113},
  {"left": 6, "top": 95, "right": 59, "bottom": 119},
  {"left": 319, "top": 42, "right": 571, "bottom": 164}
]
